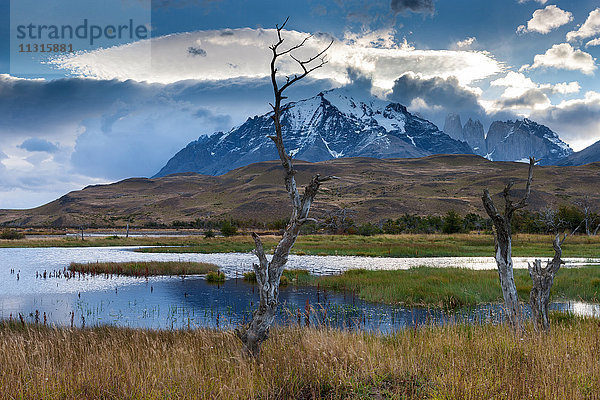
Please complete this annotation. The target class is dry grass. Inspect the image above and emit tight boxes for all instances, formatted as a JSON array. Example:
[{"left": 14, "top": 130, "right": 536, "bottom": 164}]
[
  {"left": 69, "top": 261, "right": 219, "bottom": 277},
  {"left": 1, "top": 320, "right": 600, "bottom": 399}
]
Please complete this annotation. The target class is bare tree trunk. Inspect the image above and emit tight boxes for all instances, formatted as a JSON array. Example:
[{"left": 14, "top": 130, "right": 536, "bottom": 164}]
[
  {"left": 235, "top": 19, "right": 334, "bottom": 358},
  {"left": 482, "top": 157, "right": 535, "bottom": 330},
  {"left": 528, "top": 234, "right": 563, "bottom": 331},
  {"left": 529, "top": 220, "right": 583, "bottom": 331}
]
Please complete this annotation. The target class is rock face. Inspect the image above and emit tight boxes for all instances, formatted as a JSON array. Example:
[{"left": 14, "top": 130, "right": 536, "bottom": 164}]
[
  {"left": 485, "top": 119, "right": 572, "bottom": 164},
  {"left": 556, "top": 140, "right": 600, "bottom": 166},
  {"left": 443, "top": 113, "right": 464, "bottom": 142},
  {"left": 154, "top": 90, "right": 473, "bottom": 177},
  {"left": 462, "top": 118, "right": 486, "bottom": 156}
]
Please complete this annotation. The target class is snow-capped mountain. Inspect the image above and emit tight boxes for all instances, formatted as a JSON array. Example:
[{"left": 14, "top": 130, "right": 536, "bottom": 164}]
[
  {"left": 154, "top": 90, "right": 473, "bottom": 177},
  {"left": 443, "top": 114, "right": 572, "bottom": 164}
]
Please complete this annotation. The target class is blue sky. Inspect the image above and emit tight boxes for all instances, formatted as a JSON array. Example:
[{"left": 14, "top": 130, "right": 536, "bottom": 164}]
[{"left": 1, "top": 0, "right": 600, "bottom": 208}]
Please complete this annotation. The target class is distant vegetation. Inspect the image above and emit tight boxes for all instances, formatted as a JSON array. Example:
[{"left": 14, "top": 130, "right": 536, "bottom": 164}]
[
  {"left": 166, "top": 204, "right": 599, "bottom": 236},
  {"left": 135, "top": 233, "right": 600, "bottom": 258},
  {"left": 0, "top": 229, "right": 25, "bottom": 240},
  {"left": 69, "top": 261, "right": 218, "bottom": 277}
]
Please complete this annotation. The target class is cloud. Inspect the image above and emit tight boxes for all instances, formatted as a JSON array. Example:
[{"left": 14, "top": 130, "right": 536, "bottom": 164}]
[
  {"left": 495, "top": 88, "right": 550, "bottom": 109},
  {"left": 566, "top": 8, "right": 600, "bottom": 42},
  {"left": 455, "top": 37, "right": 476, "bottom": 49},
  {"left": 17, "top": 138, "right": 60, "bottom": 153},
  {"left": 491, "top": 71, "right": 580, "bottom": 98},
  {"left": 517, "top": 0, "right": 548, "bottom": 4},
  {"left": 390, "top": 0, "right": 435, "bottom": 15},
  {"left": 522, "top": 43, "right": 596, "bottom": 75},
  {"left": 586, "top": 37, "right": 600, "bottom": 47},
  {"left": 517, "top": 5, "right": 573, "bottom": 34},
  {"left": 389, "top": 74, "right": 482, "bottom": 112},
  {"left": 49, "top": 28, "right": 504, "bottom": 90},
  {"left": 188, "top": 46, "right": 207, "bottom": 56},
  {"left": 530, "top": 91, "right": 600, "bottom": 150},
  {"left": 0, "top": 73, "right": 335, "bottom": 208}
]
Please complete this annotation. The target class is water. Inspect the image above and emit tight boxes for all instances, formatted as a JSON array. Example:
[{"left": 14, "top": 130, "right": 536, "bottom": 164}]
[{"left": 1, "top": 247, "right": 599, "bottom": 330}]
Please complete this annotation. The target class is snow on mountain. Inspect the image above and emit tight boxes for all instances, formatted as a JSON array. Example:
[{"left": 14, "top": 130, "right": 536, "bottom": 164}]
[
  {"left": 443, "top": 113, "right": 573, "bottom": 165},
  {"left": 154, "top": 90, "right": 473, "bottom": 177}
]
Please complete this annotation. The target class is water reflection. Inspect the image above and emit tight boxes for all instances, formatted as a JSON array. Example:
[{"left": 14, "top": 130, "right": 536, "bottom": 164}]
[{"left": 0, "top": 247, "right": 599, "bottom": 331}]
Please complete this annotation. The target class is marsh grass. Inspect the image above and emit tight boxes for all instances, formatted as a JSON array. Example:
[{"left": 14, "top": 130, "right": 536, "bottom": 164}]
[
  {"left": 68, "top": 261, "right": 218, "bottom": 277},
  {"left": 312, "top": 266, "right": 600, "bottom": 308},
  {"left": 134, "top": 233, "right": 600, "bottom": 258},
  {"left": 5, "top": 233, "right": 600, "bottom": 258},
  {"left": 206, "top": 270, "right": 226, "bottom": 283},
  {"left": 1, "top": 320, "right": 599, "bottom": 399},
  {"left": 243, "top": 269, "right": 312, "bottom": 286}
]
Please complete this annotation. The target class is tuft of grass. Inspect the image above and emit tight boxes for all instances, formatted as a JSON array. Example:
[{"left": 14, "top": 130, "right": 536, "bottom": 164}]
[
  {"left": 243, "top": 269, "right": 311, "bottom": 286},
  {"left": 312, "top": 266, "right": 600, "bottom": 308},
  {"left": 1, "top": 321, "right": 600, "bottom": 398},
  {"left": 69, "top": 261, "right": 218, "bottom": 277},
  {"left": 205, "top": 270, "right": 226, "bottom": 283}
]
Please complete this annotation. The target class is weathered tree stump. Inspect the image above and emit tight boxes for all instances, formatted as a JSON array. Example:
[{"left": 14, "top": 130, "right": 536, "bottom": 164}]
[{"left": 482, "top": 157, "right": 535, "bottom": 330}]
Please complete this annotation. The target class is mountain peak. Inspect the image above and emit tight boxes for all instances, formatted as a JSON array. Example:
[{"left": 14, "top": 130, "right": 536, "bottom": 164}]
[{"left": 154, "top": 89, "right": 472, "bottom": 177}]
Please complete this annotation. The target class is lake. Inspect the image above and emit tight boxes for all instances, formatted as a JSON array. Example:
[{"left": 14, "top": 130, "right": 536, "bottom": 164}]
[{"left": 1, "top": 247, "right": 599, "bottom": 330}]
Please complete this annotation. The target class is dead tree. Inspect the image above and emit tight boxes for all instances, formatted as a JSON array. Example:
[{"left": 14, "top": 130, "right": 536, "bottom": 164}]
[
  {"left": 481, "top": 157, "right": 535, "bottom": 330},
  {"left": 528, "top": 226, "right": 579, "bottom": 331},
  {"left": 235, "top": 18, "right": 334, "bottom": 357}
]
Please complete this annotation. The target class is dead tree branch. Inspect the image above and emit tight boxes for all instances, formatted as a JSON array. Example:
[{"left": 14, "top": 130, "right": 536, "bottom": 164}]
[{"left": 236, "top": 18, "right": 335, "bottom": 357}]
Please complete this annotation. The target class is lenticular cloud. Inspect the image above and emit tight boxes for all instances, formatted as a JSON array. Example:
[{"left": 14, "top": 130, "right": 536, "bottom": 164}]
[{"left": 50, "top": 28, "right": 503, "bottom": 90}]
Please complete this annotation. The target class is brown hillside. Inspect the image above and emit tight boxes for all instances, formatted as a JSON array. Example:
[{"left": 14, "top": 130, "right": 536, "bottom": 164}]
[{"left": 1, "top": 155, "right": 599, "bottom": 227}]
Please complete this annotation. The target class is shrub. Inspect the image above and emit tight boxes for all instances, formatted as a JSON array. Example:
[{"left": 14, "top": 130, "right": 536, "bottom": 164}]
[
  {"left": 220, "top": 221, "right": 238, "bottom": 237},
  {"left": 442, "top": 210, "right": 464, "bottom": 234},
  {"left": 0, "top": 229, "right": 25, "bottom": 240},
  {"left": 356, "top": 223, "right": 382, "bottom": 236},
  {"left": 243, "top": 271, "right": 256, "bottom": 281},
  {"left": 204, "top": 229, "right": 215, "bottom": 238}
]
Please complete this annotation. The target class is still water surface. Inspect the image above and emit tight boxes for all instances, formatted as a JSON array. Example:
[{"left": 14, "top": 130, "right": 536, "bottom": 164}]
[{"left": 1, "top": 247, "right": 598, "bottom": 331}]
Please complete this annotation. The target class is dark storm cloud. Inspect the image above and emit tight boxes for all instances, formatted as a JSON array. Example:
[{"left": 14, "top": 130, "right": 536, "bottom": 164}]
[
  {"left": 0, "top": 75, "right": 336, "bottom": 181},
  {"left": 495, "top": 89, "right": 549, "bottom": 109},
  {"left": 391, "top": 0, "right": 435, "bottom": 15},
  {"left": 188, "top": 46, "right": 207, "bottom": 56},
  {"left": 389, "top": 74, "right": 482, "bottom": 112},
  {"left": 18, "top": 138, "right": 59, "bottom": 153}
]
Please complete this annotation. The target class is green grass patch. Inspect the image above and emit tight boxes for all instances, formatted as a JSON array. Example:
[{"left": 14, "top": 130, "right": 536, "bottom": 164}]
[
  {"left": 312, "top": 266, "right": 600, "bottom": 308},
  {"left": 205, "top": 270, "right": 226, "bottom": 283},
  {"left": 69, "top": 261, "right": 218, "bottom": 277}
]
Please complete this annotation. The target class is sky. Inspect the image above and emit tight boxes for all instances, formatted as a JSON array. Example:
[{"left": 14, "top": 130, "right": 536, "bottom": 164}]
[{"left": 0, "top": 0, "right": 600, "bottom": 209}]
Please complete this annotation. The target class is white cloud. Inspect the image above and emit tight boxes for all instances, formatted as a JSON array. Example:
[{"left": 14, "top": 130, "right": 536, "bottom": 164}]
[
  {"left": 518, "top": 0, "right": 548, "bottom": 4},
  {"left": 530, "top": 91, "right": 600, "bottom": 151},
  {"left": 455, "top": 37, "right": 476, "bottom": 48},
  {"left": 566, "top": 8, "right": 600, "bottom": 42},
  {"left": 522, "top": 43, "right": 596, "bottom": 75},
  {"left": 517, "top": 5, "right": 573, "bottom": 34},
  {"left": 586, "top": 37, "right": 600, "bottom": 47},
  {"left": 50, "top": 28, "right": 504, "bottom": 90},
  {"left": 551, "top": 81, "right": 581, "bottom": 94},
  {"left": 491, "top": 71, "right": 579, "bottom": 98}
]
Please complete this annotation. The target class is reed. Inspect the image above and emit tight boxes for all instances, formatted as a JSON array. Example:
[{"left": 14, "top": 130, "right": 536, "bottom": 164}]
[
  {"left": 69, "top": 261, "right": 219, "bottom": 277},
  {"left": 0, "top": 319, "right": 599, "bottom": 399}
]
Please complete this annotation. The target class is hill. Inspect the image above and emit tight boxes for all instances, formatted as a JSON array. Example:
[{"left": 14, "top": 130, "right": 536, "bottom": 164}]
[
  {"left": 1, "top": 155, "right": 599, "bottom": 228},
  {"left": 556, "top": 140, "right": 600, "bottom": 166}
]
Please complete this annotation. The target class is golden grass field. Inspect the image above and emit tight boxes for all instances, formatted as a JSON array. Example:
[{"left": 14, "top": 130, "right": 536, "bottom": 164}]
[{"left": 1, "top": 319, "right": 599, "bottom": 399}]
